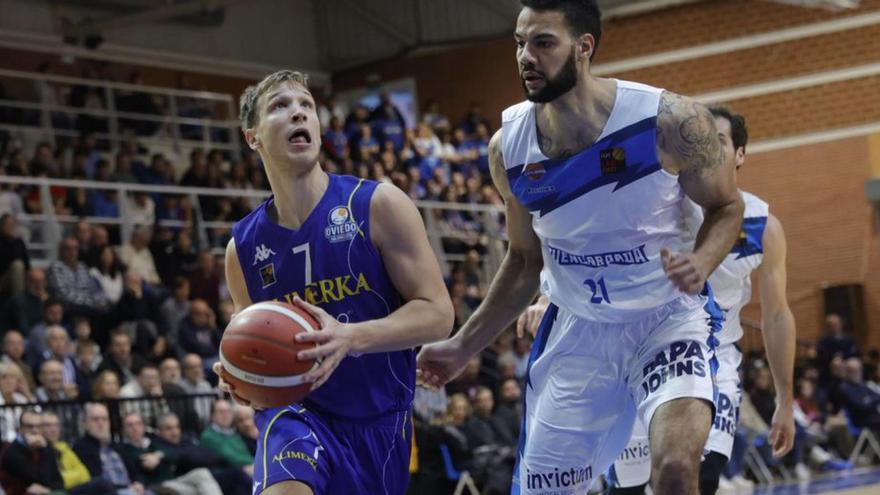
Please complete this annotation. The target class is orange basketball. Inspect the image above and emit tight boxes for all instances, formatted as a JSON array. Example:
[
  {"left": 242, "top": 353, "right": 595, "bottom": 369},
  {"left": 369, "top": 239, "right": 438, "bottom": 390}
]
[{"left": 219, "top": 301, "right": 320, "bottom": 409}]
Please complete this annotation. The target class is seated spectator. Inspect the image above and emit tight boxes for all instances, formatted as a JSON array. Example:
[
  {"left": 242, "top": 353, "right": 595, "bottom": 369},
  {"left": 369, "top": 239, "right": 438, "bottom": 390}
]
[
  {"left": 35, "top": 358, "right": 76, "bottom": 402},
  {"left": 188, "top": 251, "right": 220, "bottom": 312},
  {"left": 41, "top": 410, "right": 116, "bottom": 494},
  {"left": 817, "top": 314, "right": 860, "bottom": 384},
  {"left": 116, "top": 270, "right": 167, "bottom": 362},
  {"left": 152, "top": 412, "right": 251, "bottom": 495},
  {"left": 496, "top": 378, "right": 522, "bottom": 440},
  {"left": 96, "top": 330, "right": 149, "bottom": 386},
  {"left": 35, "top": 325, "right": 84, "bottom": 395},
  {"left": 84, "top": 225, "right": 110, "bottom": 268},
  {"left": 92, "top": 369, "right": 122, "bottom": 401},
  {"left": 837, "top": 357, "right": 880, "bottom": 429},
  {"left": 160, "top": 277, "right": 191, "bottom": 349},
  {"left": 0, "top": 408, "right": 64, "bottom": 495},
  {"left": 120, "top": 362, "right": 170, "bottom": 428},
  {"left": 24, "top": 299, "right": 64, "bottom": 366},
  {"left": 90, "top": 245, "right": 126, "bottom": 304},
  {"left": 179, "top": 300, "right": 219, "bottom": 364},
  {"left": 156, "top": 359, "right": 200, "bottom": 434},
  {"left": 159, "top": 358, "right": 182, "bottom": 387},
  {"left": 179, "top": 354, "right": 213, "bottom": 427},
  {"left": 0, "top": 268, "right": 47, "bottom": 334},
  {"left": 126, "top": 192, "right": 155, "bottom": 227},
  {"left": 0, "top": 213, "right": 29, "bottom": 300},
  {"left": 74, "top": 340, "right": 103, "bottom": 382},
  {"left": 46, "top": 236, "right": 109, "bottom": 318},
  {"left": 117, "top": 227, "right": 162, "bottom": 287},
  {"left": 200, "top": 400, "right": 253, "bottom": 471},
  {"left": 0, "top": 362, "right": 30, "bottom": 443},
  {"left": 232, "top": 405, "right": 258, "bottom": 455},
  {"left": 0, "top": 330, "right": 36, "bottom": 392},
  {"left": 73, "top": 402, "right": 146, "bottom": 495},
  {"left": 119, "top": 412, "right": 222, "bottom": 495}
]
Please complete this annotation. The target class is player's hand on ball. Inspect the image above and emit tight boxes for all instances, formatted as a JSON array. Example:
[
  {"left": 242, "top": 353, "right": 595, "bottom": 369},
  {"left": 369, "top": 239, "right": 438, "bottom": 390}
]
[
  {"left": 661, "top": 248, "right": 706, "bottom": 295},
  {"left": 291, "top": 296, "right": 355, "bottom": 391},
  {"left": 770, "top": 402, "right": 796, "bottom": 458},
  {"left": 517, "top": 296, "right": 549, "bottom": 339},
  {"left": 416, "top": 338, "right": 468, "bottom": 390}
]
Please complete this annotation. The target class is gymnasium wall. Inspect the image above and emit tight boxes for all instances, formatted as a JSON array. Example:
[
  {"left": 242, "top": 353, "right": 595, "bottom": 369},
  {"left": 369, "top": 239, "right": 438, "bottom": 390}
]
[{"left": 334, "top": 0, "right": 880, "bottom": 350}]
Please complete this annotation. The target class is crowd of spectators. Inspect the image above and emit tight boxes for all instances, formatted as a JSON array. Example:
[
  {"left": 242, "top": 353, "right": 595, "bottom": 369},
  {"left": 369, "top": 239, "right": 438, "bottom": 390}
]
[{"left": 1, "top": 69, "right": 879, "bottom": 495}]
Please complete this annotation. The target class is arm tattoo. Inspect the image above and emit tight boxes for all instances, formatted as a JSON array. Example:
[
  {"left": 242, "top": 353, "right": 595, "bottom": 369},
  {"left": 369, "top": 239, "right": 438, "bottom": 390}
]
[{"left": 657, "top": 92, "right": 725, "bottom": 181}]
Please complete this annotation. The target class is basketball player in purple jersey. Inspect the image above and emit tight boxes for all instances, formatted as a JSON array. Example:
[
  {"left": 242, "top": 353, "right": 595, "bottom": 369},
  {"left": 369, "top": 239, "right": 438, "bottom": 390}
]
[{"left": 215, "top": 70, "right": 454, "bottom": 495}]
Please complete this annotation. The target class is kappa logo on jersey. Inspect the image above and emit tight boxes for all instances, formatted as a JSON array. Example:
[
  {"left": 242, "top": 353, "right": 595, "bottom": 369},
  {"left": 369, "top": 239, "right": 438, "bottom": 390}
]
[
  {"left": 524, "top": 162, "right": 546, "bottom": 181},
  {"left": 600, "top": 147, "right": 627, "bottom": 175},
  {"left": 325, "top": 206, "right": 359, "bottom": 243},
  {"left": 259, "top": 263, "right": 276, "bottom": 288},
  {"left": 253, "top": 244, "right": 276, "bottom": 265}
]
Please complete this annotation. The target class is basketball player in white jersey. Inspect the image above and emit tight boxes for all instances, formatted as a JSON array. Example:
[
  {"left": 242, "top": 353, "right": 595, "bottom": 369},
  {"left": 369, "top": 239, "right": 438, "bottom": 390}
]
[
  {"left": 417, "top": 1, "right": 744, "bottom": 494},
  {"left": 521, "top": 107, "right": 796, "bottom": 495}
]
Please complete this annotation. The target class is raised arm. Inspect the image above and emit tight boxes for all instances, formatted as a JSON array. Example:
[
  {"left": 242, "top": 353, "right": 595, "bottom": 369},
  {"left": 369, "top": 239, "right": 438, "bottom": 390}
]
[
  {"left": 657, "top": 92, "right": 744, "bottom": 294},
  {"left": 756, "top": 213, "right": 797, "bottom": 457},
  {"left": 417, "top": 129, "right": 544, "bottom": 387}
]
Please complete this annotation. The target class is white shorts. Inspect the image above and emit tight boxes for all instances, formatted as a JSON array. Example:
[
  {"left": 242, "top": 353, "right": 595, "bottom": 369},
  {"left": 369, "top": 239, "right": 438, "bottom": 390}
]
[
  {"left": 608, "top": 340, "right": 741, "bottom": 488},
  {"left": 513, "top": 296, "right": 719, "bottom": 495}
]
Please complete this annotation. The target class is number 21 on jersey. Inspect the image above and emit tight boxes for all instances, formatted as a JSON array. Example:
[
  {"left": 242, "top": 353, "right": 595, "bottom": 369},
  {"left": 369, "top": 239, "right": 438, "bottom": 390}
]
[{"left": 584, "top": 277, "right": 611, "bottom": 304}]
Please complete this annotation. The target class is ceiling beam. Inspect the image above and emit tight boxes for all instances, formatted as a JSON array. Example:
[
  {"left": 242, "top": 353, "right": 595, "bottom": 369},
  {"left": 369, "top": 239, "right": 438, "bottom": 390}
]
[
  {"left": 68, "top": 0, "right": 247, "bottom": 36},
  {"left": 471, "top": 0, "right": 519, "bottom": 24},
  {"left": 338, "top": 0, "right": 415, "bottom": 46}
]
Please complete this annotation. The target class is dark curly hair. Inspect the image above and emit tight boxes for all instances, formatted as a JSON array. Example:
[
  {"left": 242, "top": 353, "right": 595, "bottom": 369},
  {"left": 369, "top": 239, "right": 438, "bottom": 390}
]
[{"left": 520, "top": 0, "right": 603, "bottom": 60}]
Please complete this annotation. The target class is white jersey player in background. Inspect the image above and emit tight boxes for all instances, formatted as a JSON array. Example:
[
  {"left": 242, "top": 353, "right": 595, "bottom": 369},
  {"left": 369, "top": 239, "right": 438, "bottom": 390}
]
[
  {"left": 417, "top": 1, "right": 745, "bottom": 494},
  {"left": 520, "top": 107, "right": 797, "bottom": 495}
]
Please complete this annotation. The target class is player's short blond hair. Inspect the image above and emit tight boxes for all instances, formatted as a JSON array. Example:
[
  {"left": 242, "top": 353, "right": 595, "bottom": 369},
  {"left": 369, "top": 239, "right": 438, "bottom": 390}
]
[{"left": 239, "top": 70, "right": 310, "bottom": 130}]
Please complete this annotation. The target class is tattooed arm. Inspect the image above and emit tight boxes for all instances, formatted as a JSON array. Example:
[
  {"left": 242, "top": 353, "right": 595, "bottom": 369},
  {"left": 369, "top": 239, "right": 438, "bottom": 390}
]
[{"left": 656, "top": 91, "right": 744, "bottom": 294}]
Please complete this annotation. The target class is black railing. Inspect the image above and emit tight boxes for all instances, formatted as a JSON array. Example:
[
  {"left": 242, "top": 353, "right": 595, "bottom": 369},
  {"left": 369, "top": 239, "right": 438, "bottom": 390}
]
[{"left": 0, "top": 393, "right": 221, "bottom": 444}]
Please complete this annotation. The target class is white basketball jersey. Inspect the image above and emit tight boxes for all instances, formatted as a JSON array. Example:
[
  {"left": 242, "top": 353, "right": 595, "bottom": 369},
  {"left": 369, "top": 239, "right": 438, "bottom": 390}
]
[
  {"left": 501, "top": 80, "right": 698, "bottom": 323},
  {"left": 682, "top": 191, "right": 769, "bottom": 345}
]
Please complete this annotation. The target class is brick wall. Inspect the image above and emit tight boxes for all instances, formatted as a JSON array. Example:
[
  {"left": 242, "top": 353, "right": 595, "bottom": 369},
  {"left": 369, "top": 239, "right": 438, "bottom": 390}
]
[
  {"left": 334, "top": 0, "right": 880, "bottom": 349},
  {"left": 738, "top": 137, "right": 880, "bottom": 350}
]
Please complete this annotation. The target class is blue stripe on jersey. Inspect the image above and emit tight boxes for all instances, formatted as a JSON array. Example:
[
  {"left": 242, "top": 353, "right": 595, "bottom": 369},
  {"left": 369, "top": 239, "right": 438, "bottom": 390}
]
[
  {"left": 513, "top": 302, "right": 559, "bottom": 493},
  {"left": 231, "top": 174, "right": 410, "bottom": 419},
  {"left": 732, "top": 216, "right": 767, "bottom": 259},
  {"left": 506, "top": 116, "right": 660, "bottom": 216},
  {"left": 702, "top": 284, "right": 723, "bottom": 407}
]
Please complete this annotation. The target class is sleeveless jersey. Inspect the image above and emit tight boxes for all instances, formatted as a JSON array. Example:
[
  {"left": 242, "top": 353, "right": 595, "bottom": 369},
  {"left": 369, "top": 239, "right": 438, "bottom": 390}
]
[
  {"left": 501, "top": 80, "right": 695, "bottom": 323},
  {"left": 231, "top": 174, "right": 412, "bottom": 419},
  {"left": 682, "top": 191, "right": 768, "bottom": 346}
]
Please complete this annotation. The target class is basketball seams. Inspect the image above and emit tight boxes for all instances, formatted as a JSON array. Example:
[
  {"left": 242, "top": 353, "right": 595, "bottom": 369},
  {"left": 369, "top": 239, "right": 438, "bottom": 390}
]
[
  {"left": 220, "top": 301, "right": 322, "bottom": 400},
  {"left": 238, "top": 302, "right": 319, "bottom": 333}
]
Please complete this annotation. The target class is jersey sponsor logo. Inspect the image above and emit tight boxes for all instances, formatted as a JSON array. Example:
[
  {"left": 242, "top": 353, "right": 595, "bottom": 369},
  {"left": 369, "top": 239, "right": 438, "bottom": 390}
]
[
  {"left": 259, "top": 263, "right": 277, "bottom": 288},
  {"left": 253, "top": 244, "right": 276, "bottom": 265},
  {"left": 713, "top": 392, "right": 739, "bottom": 435},
  {"left": 325, "top": 206, "right": 359, "bottom": 243},
  {"left": 547, "top": 245, "right": 649, "bottom": 268},
  {"left": 525, "top": 465, "right": 593, "bottom": 491},
  {"left": 600, "top": 147, "right": 627, "bottom": 175},
  {"left": 524, "top": 162, "right": 546, "bottom": 181},
  {"left": 641, "top": 340, "right": 707, "bottom": 397},
  {"left": 272, "top": 449, "right": 318, "bottom": 470},
  {"left": 277, "top": 272, "right": 372, "bottom": 306}
]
